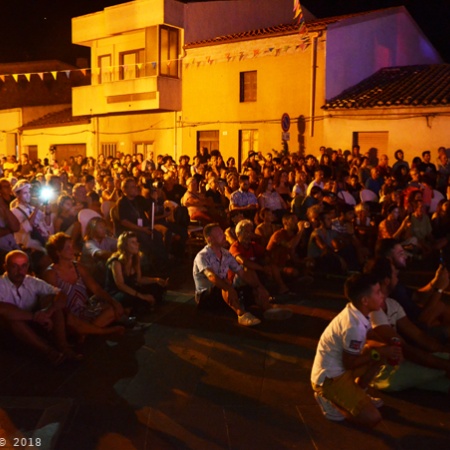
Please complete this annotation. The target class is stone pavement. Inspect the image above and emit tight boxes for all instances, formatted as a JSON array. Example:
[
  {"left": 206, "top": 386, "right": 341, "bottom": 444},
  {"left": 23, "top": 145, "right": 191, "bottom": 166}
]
[{"left": 0, "top": 259, "right": 449, "bottom": 450}]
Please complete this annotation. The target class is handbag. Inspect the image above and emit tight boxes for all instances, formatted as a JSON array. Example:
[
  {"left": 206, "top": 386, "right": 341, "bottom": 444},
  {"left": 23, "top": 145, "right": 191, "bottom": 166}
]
[{"left": 16, "top": 207, "right": 47, "bottom": 246}]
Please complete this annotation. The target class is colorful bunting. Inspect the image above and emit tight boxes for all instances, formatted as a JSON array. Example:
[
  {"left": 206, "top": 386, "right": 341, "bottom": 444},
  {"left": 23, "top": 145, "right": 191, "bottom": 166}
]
[
  {"left": 0, "top": 33, "right": 312, "bottom": 80},
  {"left": 293, "top": 0, "right": 311, "bottom": 50}
]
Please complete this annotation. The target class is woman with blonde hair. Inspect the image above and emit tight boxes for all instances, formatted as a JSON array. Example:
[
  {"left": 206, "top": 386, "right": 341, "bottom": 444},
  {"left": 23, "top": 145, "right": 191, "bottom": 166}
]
[
  {"left": 105, "top": 232, "right": 168, "bottom": 314},
  {"left": 81, "top": 217, "right": 117, "bottom": 280}
]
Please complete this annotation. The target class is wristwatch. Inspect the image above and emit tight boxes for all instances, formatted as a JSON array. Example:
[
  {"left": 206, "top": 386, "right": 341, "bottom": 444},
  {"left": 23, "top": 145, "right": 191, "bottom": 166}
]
[{"left": 370, "top": 349, "right": 381, "bottom": 361}]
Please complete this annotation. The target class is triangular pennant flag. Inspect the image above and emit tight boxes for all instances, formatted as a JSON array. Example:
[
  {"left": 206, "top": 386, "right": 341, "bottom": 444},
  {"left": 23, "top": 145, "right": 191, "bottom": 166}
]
[
  {"left": 25, "top": 73, "right": 31, "bottom": 82},
  {"left": 239, "top": 52, "right": 245, "bottom": 61},
  {"left": 0, "top": 75, "right": 5, "bottom": 82},
  {"left": 284, "top": 45, "right": 291, "bottom": 52},
  {"left": 253, "top": 49, "right": 260, "bottom": 57},
  {"left": 38, "top": 72, "right": 44, "bottom": 80},
  {"left": 12, "top": 74, "right": 19, "bottom": 82},
  {"left": 51, "top": 71, "right": 57, "bottom": 80},
  {"left": 137, "top": 63, "right": 143, "bottom": 70},
  {"left": 275, "top": 48, "right": 281, "bottom": 56},
  {"left": 167, "top": 61, "right": 171, "bottom": 68},
  {"left": 184, "top": 63, "right": 190, "bottom": 69},
  {"left": 151, "top": 62, "right": 157, "bottom": 70},
  {"left": 64, "top": 71, "right": 70, "bottom": 78},
  {"left": 293, "top": 0, "right": 301, "bottom": 20},
  {"left": 269, "top": 47, "right": 274, "bottom": 52},
  {"left": 80, "top": 69, "right": 87, "bottom": 76}
]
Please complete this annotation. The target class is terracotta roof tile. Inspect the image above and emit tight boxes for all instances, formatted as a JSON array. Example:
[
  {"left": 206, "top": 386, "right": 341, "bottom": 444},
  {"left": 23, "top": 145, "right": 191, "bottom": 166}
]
[
  {"left": 184, "top": 9, "right": 390, "bottom": 48},
  {"left": 21, "top": 107, "right": 90, "bottom": 129},
  {"left": 323, "top": 64, "right": 450, "bottom": 110}
]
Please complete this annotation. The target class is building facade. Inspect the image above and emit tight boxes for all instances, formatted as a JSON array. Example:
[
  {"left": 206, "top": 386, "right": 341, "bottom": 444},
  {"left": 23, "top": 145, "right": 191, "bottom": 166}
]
[{"left": 7, "top": 0, "right": 448, "bottom": 164}]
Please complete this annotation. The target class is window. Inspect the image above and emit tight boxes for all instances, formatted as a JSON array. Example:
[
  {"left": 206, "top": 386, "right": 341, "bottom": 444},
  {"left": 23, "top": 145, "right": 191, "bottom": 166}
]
[
  {"left": 134, "top": 142, "right": 154, "bottom": 155},
  {"left": 98, "top": 55, "right": 112, "bottom": 84},
  {"left": 119, "top": 49, "right": 145, "bottom": 80},
  {"left": 240, "top": 71, "right": 257, "bottom": 102},
  {"left": 160, "top": 26, "right": 179, "bottom": 77},
  {"left": 101, "top": 142, "right": 117, "bottom": 157},
  {"left": 197, "top": 131, "right": 219, "bottom": 154}
]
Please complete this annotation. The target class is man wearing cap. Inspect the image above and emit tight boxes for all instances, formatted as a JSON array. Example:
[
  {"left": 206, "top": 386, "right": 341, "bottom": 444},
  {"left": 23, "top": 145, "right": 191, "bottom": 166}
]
[{"left": 10, "top": 180, "right": 52, "bottom": 253}]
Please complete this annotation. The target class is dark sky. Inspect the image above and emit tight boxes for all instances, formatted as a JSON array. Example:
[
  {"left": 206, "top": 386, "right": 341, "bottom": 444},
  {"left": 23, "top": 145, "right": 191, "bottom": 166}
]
[{"left": 0, "top": 0, "right": 448, "bottom": 65}]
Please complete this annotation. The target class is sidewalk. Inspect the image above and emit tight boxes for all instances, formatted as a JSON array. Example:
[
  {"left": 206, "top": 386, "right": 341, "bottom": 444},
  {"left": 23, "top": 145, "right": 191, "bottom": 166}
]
[{"left": 0, "top": 261, "right": 449, "bottom": 450}]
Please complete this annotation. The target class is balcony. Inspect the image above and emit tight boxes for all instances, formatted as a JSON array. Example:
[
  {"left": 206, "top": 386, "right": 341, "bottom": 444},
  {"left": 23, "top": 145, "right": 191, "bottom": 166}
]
[
  {"left": 72, "top": 76, "right": 181, "bottom": 116},
  {"left": 72, "top": 0, "right": 184, "bottom": 47}
]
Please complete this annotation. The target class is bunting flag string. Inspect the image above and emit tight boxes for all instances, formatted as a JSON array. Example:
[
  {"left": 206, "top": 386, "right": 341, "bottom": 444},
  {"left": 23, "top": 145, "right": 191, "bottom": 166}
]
[
  {"left": 1, "top": 29, "right": 313, "bottom": 80},
  {"left": 293, "top": 0, "right": 311, "bottom": 50},
  {"left": 0, "top": 59, "right": 175, "bottom": 83}
]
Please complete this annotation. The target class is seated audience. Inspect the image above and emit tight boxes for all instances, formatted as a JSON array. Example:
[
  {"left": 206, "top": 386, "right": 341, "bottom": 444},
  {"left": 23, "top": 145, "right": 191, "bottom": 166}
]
[
  {"left": 43, "top": 233, "right": 125, "bottom": 339},
  {"left": 0, "top": 250, "right": 81, "bottom": 365},
  {"left": 105, "top": 232, "right": 168, "bottom": 314},
  {"left": 311, "top": 273, "right": 399, "bottom": 426},
  {"left": 193, "top": 223, "right": 266, "bottom": 327},
  {"left": 81, "top": 217, "right": 117, "bottom": 281}
]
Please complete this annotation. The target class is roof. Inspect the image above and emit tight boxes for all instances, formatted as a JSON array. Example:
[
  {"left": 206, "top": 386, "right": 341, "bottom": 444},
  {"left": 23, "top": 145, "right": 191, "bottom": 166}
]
[
  {"left": 21, "top": 107, "right": 90, "bottom": 130},
  {"left": 323, "top": 64, "right": 450, "bottom": 110},
  {"left": 0, "top": 60, "right": 90, "bottom": 109},
  {"left": 184, "top": 8, "right": 393, "bottom": 48},
  {"left": 0, "top": 60, "right": 82, "bottom": 74}
]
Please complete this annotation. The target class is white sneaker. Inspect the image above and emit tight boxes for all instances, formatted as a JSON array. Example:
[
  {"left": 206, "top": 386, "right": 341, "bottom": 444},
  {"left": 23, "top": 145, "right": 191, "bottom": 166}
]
[
  {"left": 314, "top": 392, "right": 345, "bottom": 421},
  {"left": 238, "top": 312, "right": 261, "bottom": 327}
]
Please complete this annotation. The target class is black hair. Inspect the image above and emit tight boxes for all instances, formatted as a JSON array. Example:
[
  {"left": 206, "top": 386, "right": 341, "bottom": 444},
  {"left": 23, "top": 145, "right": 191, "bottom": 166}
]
[
  {"left": 374, "top": 238, "right": 400, "bottom": 258},
  {"left": 344, "top": 273, "right": 379, "bottom": 307},
  {"left": 364, "top": 257, "right": 393, "bottom": 284}
]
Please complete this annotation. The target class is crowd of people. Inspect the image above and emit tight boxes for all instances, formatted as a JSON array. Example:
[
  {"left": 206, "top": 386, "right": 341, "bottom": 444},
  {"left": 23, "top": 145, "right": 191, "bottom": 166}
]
[{"left": 0, "top": 144, "right": 449, "bottom": 427}]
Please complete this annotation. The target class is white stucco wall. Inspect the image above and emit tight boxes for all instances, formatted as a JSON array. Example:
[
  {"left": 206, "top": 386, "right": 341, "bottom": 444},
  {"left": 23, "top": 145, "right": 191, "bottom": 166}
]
[
  {"left": 325, "top": 7, "right": 442, "bottom": 100},
  {"left": 322, "top": 107, "right": 449, "bottom": 162}
]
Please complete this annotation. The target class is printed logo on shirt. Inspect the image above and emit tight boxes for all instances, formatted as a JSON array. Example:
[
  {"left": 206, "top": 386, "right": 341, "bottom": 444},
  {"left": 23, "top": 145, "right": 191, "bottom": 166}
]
[{"left": 349, "top": 340, "right": 362, "bottom": 351}]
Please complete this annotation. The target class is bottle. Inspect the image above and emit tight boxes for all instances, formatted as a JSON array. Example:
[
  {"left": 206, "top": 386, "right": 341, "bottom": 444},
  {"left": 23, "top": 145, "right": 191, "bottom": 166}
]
[{"left": 387, "top": 337, "right": 402, "bottom": 366}]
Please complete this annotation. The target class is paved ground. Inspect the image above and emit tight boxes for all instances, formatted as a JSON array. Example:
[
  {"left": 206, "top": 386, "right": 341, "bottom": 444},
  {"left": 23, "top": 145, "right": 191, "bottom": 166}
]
[{"left": 0, "top": 255, "right": 449, "bottom": 450}]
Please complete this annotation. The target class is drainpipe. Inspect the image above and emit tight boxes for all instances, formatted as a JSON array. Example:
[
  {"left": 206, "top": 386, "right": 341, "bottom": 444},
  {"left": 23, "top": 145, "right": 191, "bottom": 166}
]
[
  {"left": 174, "top": 112, "right": 178, "bottom": 162},
  {"left": 309, "top": 32, "right": 321, "bottom": 138}
]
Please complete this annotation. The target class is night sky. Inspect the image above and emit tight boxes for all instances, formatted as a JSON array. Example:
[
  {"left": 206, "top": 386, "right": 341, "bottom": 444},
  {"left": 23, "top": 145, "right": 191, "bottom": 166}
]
[{"left": 0, "top": 0, "right": 449, "bottom": 65}]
